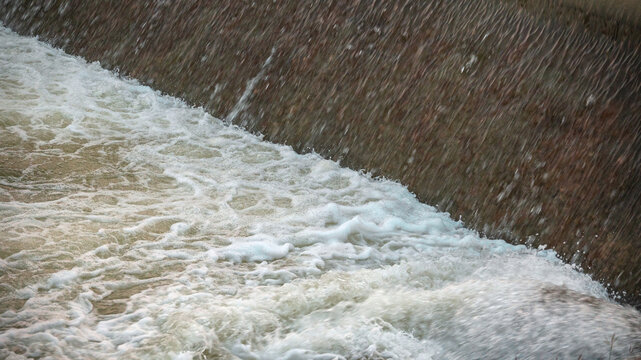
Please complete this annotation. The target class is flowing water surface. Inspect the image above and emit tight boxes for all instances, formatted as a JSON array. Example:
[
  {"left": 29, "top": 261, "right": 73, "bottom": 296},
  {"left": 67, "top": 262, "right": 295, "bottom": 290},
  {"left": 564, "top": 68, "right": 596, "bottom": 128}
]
[{"left": 0, "top": 26, "right": 640, "bottom": 360}]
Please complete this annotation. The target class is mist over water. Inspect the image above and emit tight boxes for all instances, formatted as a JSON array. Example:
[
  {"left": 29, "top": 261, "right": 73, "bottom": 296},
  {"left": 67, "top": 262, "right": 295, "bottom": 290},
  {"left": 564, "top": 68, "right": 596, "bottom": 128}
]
[{"left": 0, "top": 26, "right": 639, "bottom": 359}]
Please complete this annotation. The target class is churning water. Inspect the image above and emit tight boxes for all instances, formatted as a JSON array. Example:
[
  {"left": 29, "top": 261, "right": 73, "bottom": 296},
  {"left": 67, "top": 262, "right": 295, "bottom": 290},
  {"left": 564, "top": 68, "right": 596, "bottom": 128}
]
[{"left": 0, "top": 26, "right": 639, "bottom": 360}]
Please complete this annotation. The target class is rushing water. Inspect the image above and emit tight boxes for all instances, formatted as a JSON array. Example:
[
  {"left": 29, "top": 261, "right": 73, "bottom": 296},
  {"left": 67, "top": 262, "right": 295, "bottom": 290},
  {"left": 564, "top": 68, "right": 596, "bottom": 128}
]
[{"left": 0, "top": 26, "right": 640, "bottom": 360}]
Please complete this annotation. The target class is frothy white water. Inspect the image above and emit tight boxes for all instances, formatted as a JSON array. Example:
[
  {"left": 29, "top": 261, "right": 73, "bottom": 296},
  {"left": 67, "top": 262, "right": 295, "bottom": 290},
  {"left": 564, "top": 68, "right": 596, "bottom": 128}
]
[{"left": 0, "top": 26, "right": 639, "bottom": 360}]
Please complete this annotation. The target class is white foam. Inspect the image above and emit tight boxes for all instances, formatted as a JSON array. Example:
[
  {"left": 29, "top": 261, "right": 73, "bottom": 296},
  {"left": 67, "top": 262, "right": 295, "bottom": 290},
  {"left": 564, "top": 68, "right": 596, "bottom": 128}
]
[
  {"left": 215, "top": 238, "right": 294, "bottom": 263},
  {"left": 46, "top": 269, "right": 80, "bottom": 289}
]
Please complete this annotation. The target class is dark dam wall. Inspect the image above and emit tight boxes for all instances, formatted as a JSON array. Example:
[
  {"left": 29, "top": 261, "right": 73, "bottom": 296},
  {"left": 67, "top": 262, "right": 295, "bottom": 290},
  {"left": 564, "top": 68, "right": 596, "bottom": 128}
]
[{"left": 2, "top": 0, "right": 641, "bottom": 306}]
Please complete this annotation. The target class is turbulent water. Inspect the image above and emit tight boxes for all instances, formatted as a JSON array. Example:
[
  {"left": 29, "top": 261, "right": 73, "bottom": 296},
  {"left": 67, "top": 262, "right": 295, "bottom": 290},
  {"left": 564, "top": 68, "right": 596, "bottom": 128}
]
[{"left": 0, "top": 26, "right": 640, "bottom": 360}]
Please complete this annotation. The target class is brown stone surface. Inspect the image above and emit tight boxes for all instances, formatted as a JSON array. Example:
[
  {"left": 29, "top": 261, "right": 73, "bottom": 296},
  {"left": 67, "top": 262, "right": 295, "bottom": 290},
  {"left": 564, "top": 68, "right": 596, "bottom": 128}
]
[
  {"left": 506, "top": 0, "right": 641, "bottom": 44},
  {"left": 2, "top": 0, "right": 641, "bottom": 306}
]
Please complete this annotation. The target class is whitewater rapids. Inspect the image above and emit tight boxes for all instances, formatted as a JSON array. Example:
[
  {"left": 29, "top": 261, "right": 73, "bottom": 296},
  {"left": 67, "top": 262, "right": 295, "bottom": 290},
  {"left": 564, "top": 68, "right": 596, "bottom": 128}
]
[{"left": 0, "top": 26, "right": 639, "bottom": 359}]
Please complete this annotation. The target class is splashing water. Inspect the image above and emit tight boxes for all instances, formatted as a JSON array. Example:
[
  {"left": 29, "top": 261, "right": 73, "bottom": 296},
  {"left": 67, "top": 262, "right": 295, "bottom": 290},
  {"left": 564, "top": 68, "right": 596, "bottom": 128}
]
[{"left": 0, "top": 26, "right": 639, "bottom": 360}]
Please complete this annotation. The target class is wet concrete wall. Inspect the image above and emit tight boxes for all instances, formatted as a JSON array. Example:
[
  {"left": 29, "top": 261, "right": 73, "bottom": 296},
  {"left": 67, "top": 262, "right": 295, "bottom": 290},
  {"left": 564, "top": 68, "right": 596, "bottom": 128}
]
[
  {"left": 510, "top": 0, "right": 641, "bottom": 43},
  {"left": 2, "top": 0, "right": 641, "bottom": 306}
]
